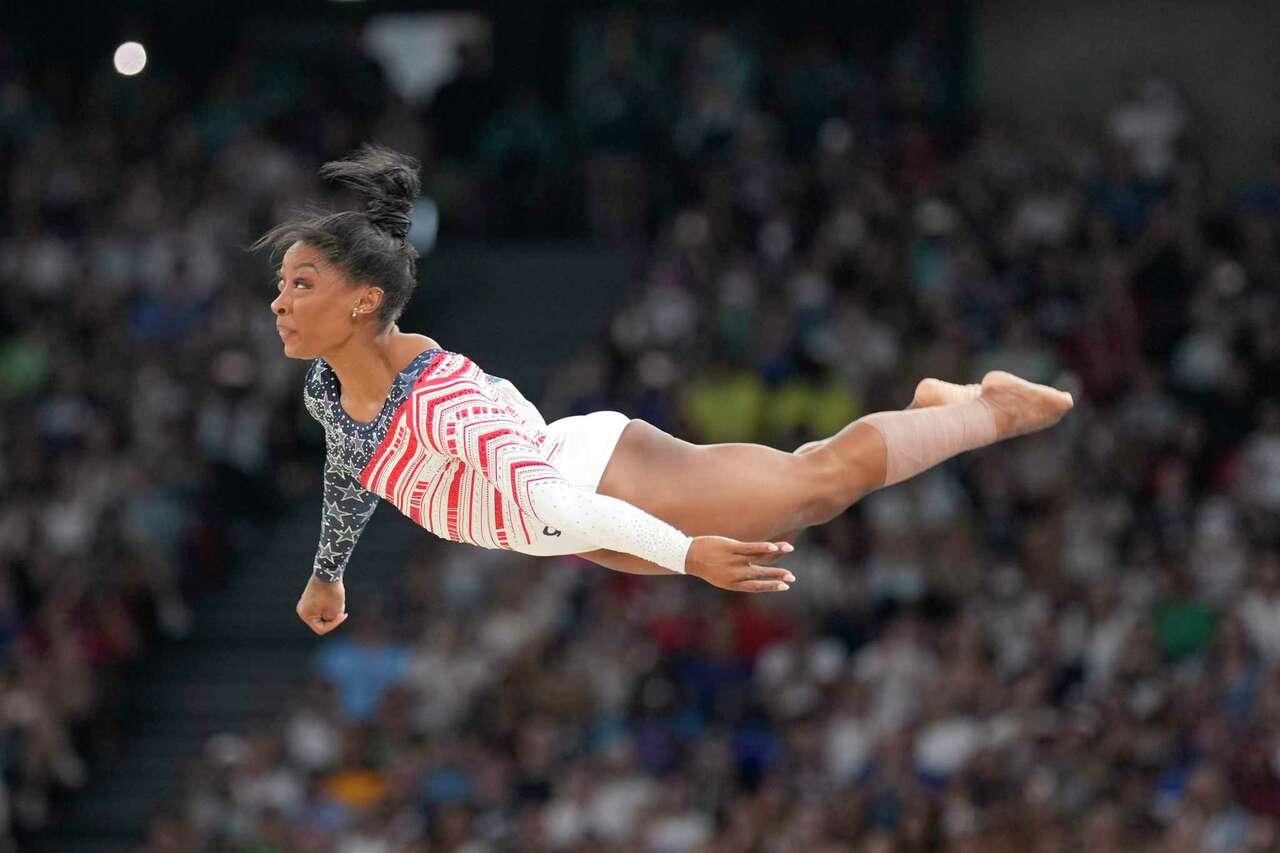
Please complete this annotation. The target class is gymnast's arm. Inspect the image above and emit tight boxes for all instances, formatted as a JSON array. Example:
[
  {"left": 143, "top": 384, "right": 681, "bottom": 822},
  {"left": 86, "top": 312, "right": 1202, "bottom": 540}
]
[
  {"left": 300, "top": 363, "right": 380, "bottom": 585},
  {"left": 574, "top": 545, "right": 797, "bottom": 592},
  {"left": 295, "top": 453, "right": 380, "bottom": 634},
  {"left": 428, "top": 401, "right": 693, "bottom": 573},
  {"left": 576, "top": 548, "right": 673, "bottom": 576},
  {"left": 311, "top": 453, "right": 380, "bottom": 583},
  {"left": 422, "top": 379, "right": 795, "bottom": 587}
]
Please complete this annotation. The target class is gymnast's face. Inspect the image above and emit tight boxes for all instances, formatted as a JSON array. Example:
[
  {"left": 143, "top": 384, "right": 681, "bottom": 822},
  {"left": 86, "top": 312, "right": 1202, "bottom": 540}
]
[{"left": 270, "top": 242, "right": 383, "bottom": 360}]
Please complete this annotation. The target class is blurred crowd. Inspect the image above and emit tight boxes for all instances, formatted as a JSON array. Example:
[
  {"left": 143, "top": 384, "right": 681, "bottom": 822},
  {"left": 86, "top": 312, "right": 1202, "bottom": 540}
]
[
  {"left": 4, "top": 4, "right": 1280, "bottom": 851},
  {"left": 142, "top": 9, "right": 1280, "bottom": 853},
  {"left": 0, "top": 30, "right": 334, "bottom": 842}
]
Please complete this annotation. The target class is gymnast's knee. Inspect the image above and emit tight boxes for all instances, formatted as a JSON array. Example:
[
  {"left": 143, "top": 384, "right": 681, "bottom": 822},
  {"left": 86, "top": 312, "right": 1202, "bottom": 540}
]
[{"left": 792, "top": 449, "right": 861, "bottom": 527}]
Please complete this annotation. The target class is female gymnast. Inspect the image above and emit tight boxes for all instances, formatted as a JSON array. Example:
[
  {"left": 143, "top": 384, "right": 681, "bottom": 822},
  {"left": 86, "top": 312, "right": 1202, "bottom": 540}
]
[{"left": 264, "top": 145, "right": 1074, "bottom": 635}]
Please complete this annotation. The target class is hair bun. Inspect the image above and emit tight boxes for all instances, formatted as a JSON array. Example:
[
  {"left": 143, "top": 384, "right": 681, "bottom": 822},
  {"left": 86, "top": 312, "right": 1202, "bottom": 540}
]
[{"left": 319, "top": 143, "right": 421, "bottom": 242}]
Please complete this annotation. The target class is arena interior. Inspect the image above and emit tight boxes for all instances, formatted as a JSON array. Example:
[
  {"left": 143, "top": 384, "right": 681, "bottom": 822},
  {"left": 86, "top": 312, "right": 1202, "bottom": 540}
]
[{"left": 2, "top": 1, "right": 1280, "bottom": 851}]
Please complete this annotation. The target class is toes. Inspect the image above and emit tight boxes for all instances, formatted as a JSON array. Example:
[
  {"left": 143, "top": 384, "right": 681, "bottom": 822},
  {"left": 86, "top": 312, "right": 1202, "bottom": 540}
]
[
  {"left": 914, "top": 378, "right": 981, "bottom": 408},
  {"left": 912, "top": 378, "right": 940, "bottom": 406}
]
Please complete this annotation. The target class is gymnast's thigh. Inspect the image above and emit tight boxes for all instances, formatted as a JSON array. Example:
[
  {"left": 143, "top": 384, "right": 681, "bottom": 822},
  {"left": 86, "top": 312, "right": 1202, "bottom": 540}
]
[{"left": 594, "top": 419, "right": 827, "bottom": 541}]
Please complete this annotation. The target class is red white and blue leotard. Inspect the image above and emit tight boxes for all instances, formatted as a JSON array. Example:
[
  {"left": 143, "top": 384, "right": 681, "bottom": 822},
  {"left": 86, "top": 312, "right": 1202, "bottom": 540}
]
[{"left": 303, "top": 348, "right": 692, "bottom": 582}]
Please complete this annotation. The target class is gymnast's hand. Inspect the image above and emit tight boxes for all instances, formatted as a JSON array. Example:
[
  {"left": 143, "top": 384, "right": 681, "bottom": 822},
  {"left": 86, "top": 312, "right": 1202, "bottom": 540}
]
[
  {"left": 686, "top": 537, "right": 796, "bottom": 593},
  {"left": 297, "top": 576, "right": 349, "bottom": 635}
]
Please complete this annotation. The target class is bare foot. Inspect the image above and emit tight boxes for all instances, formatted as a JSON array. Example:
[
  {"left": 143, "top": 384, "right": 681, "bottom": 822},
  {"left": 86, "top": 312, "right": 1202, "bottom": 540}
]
[
  {"left": 912, "top": 378, "right": 982, "bottom": 408},
  {"left": 977, "top": 371, "right": 1074, "bottom": 439}
]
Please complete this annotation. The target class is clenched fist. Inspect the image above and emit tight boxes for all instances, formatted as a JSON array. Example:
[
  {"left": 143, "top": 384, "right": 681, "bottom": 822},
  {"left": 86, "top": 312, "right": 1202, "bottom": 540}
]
[{"left": 297, "top": 575, "right": 348, "bottom": 635}]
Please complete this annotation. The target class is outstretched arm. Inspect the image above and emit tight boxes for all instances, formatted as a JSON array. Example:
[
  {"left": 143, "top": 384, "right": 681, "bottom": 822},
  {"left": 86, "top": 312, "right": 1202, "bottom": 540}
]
[
  {"left": 577, "top": 545, "right": 796, "bottom": 592},
  {"left": 425, "top": 392, "right": 694, "bottom": 572},
  {"left": 575, "top": 548, "right": 672, "bottom": 576},
  {"left": 417, "top": 364, "right": 796, "bottom": 583}
]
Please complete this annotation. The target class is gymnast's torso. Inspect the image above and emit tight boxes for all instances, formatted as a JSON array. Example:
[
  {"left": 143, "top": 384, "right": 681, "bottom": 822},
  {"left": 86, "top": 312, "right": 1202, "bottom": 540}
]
[{"left": 304, "top": 347, "right": 609, "bottom": 581}]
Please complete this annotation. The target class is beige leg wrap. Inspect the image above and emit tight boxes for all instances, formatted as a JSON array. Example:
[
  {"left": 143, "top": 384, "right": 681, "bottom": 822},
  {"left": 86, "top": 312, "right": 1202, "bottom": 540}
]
[{"left": 857, "top": 399, "right": 998, "bottom": 487}]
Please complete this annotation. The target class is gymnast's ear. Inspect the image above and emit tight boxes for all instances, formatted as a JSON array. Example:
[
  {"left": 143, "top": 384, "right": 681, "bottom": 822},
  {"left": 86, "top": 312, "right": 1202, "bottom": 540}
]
[{"left": 352, "top": 283, "right": 386, "bottom": 318}]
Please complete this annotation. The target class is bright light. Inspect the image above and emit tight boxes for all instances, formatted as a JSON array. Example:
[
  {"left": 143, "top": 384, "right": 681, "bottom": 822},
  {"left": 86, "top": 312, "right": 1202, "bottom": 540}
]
[{"left": 113, "top": 42, "right": 147, "bottom": 76}]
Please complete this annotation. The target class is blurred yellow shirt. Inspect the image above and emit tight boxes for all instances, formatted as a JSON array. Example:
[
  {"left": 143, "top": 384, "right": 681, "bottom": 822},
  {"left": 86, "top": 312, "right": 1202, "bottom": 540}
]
[
  {"left": 680, "top": 370, "right": 766, "bottom": 443},
  {"left": 322, "top": 768, "right": 389, "bottom": 810}
]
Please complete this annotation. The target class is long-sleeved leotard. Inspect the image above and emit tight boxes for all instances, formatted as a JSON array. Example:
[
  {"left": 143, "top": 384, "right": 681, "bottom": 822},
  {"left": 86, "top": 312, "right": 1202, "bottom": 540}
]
[
  {"left": 313, "top": 454, "right": 380, "bottom": 582},
  {"left": 303, "top": 348, "right": 693, "bottom": 582}
]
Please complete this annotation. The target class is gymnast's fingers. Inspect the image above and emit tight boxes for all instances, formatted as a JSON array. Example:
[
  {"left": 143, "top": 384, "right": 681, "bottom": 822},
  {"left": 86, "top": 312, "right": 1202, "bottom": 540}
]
[
  {"left": 735, "top": 541, "right": 795, "bottom": 557},
  {"left": 735, "top": 579, "right": 792, "bottom": 593},
  {"left": 751, "top": 548, "right": 794, "bottom": 567},
  {"left": 744, "top": 565, "right": 796, "bottom": 583},
  {"left": 311, "top": 611, "right": 348, "bottom": 635}
]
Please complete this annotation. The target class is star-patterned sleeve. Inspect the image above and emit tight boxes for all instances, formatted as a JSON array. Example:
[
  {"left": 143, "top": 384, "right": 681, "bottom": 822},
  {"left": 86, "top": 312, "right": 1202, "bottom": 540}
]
[
  {"left": 426, "top": 386, "right": 693, "bottom": 573},
  {"left": 312, "top": 454, "right": 380, "bottom": 583}
]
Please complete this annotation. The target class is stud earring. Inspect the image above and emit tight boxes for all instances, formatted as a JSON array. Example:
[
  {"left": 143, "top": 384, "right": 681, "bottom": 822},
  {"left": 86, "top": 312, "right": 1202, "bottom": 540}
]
[{"left": 351, "top": 307, "right": 359, "bottom": 319}]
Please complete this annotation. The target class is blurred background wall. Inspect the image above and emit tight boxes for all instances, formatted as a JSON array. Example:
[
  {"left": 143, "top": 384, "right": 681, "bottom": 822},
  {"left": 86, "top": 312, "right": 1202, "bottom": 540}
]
[{"left": 978, "top": 0, "right": 1280, "bottom": 198}]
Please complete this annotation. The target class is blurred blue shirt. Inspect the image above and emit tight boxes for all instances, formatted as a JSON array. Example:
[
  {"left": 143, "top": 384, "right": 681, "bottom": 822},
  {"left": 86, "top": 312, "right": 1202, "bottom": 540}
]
[{"left": 315, "top": 638, "right": 411, "bottom": 721}]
